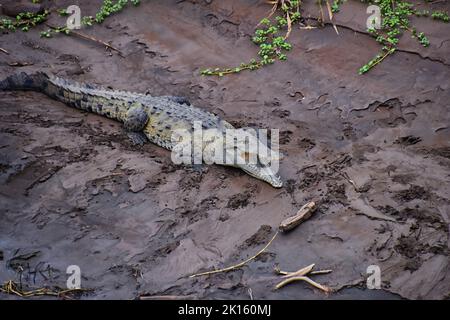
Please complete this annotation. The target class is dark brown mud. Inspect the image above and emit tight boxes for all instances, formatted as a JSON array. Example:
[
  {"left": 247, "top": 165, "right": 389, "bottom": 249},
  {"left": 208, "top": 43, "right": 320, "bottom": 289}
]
[{"left": 0, "top": 0, "right": 449, "bottom": 299}]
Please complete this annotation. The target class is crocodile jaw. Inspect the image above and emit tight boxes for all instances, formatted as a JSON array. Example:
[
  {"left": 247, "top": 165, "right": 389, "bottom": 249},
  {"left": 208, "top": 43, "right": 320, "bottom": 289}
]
[{"left": 238, "top": 162, "right": 283, "bottom": 188}]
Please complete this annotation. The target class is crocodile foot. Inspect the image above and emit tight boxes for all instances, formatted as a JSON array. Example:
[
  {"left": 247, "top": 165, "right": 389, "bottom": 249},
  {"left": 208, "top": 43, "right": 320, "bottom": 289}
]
[{"left": 127, "top": 132, "right": 148, "bottom": 146}]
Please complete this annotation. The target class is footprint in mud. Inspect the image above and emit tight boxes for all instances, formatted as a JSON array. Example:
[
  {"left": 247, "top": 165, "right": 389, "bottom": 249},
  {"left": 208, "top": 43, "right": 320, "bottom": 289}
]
[
  {"left": 284, "top": 179, "right": 297, "bottom": 195},
  {"left": 416, "top": 147, "right": 450, "bottom": 167},
  {"left": 284, "top": 81, "right": 305, "bottom": 102},
  {"left": 342, "top": 123, "right": 357, "bottom": 141},
  {"left": 22, "top": 40, "right": 53, "bottom": 54},
  {"left": 279, "top": 130, "right": 293, "bottom": 145},
  {"left": 349, "top": 98, "right": 418, "bottom": 137},
  {"left": 57, "top": 54, "right": 89, "bottom": 76},
  {"left": 179, "top": 170, "right": 204, "bottom": 190},
  {"left": 177, "top": 196, "right": 219, "bottom": 224},
  {"left": 226, "top": 192, "right": 251, "bottom": 210},
  {"left": 429, "top": 147, "right": 450, "bottom": 159},
  {"left": 238, "top": 225, "right": 272, "bottom": 250},
  {"left": 297, "top": 137, "right": 316, "bottom": 151},
  {"left": 374, "top": 203, "right": 448, "bottom": 272},
  {"left": 265, "top": 98, "right": 281, "bottom": 108},
  {"left": 394, "top": 135, "right": 422, "bottom": 146},
  {"left": 144, "top": 219, "right": 186, "bottom": 262},
  {"left": 202, "top": 14, "right": 240, "bottom": 38},
  {"left": 377, "top": 205, "right": 444, "bottom": 226},
  {"left": 394, "top": 235, "right": 425, "bottom": 271},
  {"left": 297, "top": 169, "right": 321, "bottom": 191},
  {"left": 271, "top": 109, "right": 291, "bottom": 118},
  {"left": 154, "top": 240, "right": 181, "bottom": 258},
  {"left": 288, "top": 91, "right": 305, "bottom": 102},
  {"left": 323, "top": 182, "right": 347, "bottom": 204},
  {"left": 394, "top": 233, "right": 448, "bottom": 272},
  {"left": 351, "top": 144, "right": 378, "bottom": 164},
  {"left": 393, "top": 185, "right": 430, "bottom": 204},
  {"left": 391, "top": 173, "right": 416, "bottom": 185},
  {"left": 0, "top": 163, "right": 11, "bottom": 174}
]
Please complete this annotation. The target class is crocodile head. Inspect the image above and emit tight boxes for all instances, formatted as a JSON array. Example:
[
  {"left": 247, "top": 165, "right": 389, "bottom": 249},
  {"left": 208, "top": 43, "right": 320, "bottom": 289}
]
[
  {"left": 235, "top": 155, "right": 283, "bottom": 188},
  {"left": 203, "top": 128, "right": 283, "bottom": 188}
]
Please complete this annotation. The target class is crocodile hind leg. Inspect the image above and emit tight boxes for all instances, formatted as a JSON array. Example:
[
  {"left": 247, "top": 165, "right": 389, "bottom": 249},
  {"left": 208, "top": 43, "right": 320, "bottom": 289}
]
[{"left": 124, "top": 103, "right": 149, "bottom": 146}]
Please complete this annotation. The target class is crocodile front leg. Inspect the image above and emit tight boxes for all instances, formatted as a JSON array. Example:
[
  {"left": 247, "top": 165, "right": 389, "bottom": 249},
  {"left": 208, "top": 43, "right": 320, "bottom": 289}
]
[{"left": 123, "top": 102, "right": 149, "bottom": 146}]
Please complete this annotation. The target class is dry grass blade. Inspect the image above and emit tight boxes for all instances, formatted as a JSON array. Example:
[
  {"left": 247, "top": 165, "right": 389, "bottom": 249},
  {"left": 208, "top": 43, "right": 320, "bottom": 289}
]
[
  {"left": 318, "top": 0, "right": 325, "bottom": 26},
  {"left": 275, "top": 264, "right": 332, "bottom": 277},
  {"left": 275, "top": 263, "right": 316, "bottom": 277},
  {"left": 310, "top": 269, "right": 333, "bottom": 275},
  {"left": 285, "top": 11, "right": 292, "bottom": 39},
  {"left": 190, "top": 231, "right": 279, "bottom": 278},
  {"left": 0, "top": 47, "right": 9, "bottom": 55},
  {"left": 325, "top": 0, "right": 333, "bottom": 20},
  {"left": 325, "top": 0, "right": 339, "bottom": 35},
  {"left": 258, "top": 0, "right": 280, "bottom": 27}
]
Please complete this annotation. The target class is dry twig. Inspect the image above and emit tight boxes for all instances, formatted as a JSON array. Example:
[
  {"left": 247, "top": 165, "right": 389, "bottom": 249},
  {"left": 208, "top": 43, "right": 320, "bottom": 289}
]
[
  {"left": 279, "top": 201, "right": 316, "bottom": 232},
  {"left": 45, "top": 23, "right": 124, "bottom": 56},
  {"left": 273, "top": 264, "right": 333, "bottom": 293},
  {"left": 275, "top": 275, "right": 332, "bottom": 292},
  {"left": 0, "top": 280, "right": 91, "bottom": 298},
  {"left": 325, "top": 0, "right": 339, "bottom": 35},
  {"left": 189, "top": 231, "right": 279, "bottom": 278}
]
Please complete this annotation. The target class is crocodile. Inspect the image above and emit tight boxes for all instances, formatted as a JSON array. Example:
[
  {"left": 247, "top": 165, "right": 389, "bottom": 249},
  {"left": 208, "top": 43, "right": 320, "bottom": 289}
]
[{"left": 0, "top": 72, "right": 283, "bottom": 187}]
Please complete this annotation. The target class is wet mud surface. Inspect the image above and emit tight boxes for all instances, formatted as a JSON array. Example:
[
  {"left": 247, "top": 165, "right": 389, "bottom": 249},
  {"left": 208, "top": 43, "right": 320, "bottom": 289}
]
[{"left": 0, "top": 0, "right": 449, "bottom": 299}]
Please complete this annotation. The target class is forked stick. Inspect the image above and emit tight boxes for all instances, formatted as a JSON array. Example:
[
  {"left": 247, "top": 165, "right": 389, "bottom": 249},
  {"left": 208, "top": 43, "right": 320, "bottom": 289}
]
[{"left": 275, "top": 275, "right": 332, "bottom": 292}]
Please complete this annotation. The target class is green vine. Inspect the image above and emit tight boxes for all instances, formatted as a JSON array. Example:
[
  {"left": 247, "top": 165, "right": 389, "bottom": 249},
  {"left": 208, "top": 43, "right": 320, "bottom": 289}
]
[
  {"left": 0, "top": 0, "right": 140, "bottom": 38},
  {"left": 41, "top": 0, "right": 140, "bottom": 38},
  {"left": 200, "top": 0, "right": 449, "bottom": 76},
  {"left": 1, "top": 0, "right": 448, "bottom": 75},
  {"left": 331, "top": 0, "right": 347, "bottom": 13},
  {"left": 358, "top": 0, "right": 439, "bottom": 74},
  {"left": 431, "top": 10, "right": 449, "bottom": 22},
  {"left": 0, "top": 10, "right": 49, "bottom": 32},
  {"left": 201, "top": 0, "right": 301, "bottom": 76}
]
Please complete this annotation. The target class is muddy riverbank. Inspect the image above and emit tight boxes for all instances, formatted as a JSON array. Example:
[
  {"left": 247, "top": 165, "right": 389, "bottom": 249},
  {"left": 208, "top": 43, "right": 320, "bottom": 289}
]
[{"left": 0, "top": 0, "right": 449, "bottom": 299}]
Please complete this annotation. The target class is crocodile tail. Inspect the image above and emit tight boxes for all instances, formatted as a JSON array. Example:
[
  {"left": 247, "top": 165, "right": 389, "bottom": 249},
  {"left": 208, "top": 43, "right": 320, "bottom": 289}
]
[{"left": 0, "top": 72, "right": 49, "bottom": 91}]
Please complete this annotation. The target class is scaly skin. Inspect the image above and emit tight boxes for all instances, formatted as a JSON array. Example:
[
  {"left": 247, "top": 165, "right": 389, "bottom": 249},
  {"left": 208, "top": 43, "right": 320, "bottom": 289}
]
[{"left": 0, "top": 72, "right": 283, "bottom": 188}]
